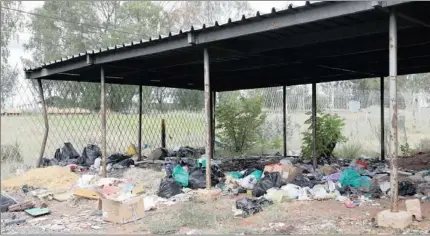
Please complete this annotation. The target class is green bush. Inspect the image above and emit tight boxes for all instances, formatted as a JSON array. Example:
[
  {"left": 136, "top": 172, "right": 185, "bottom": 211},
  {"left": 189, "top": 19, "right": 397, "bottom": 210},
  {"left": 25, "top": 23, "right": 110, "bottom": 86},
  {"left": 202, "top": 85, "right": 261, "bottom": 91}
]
[
  {"left": 216, "top": 92, "right": 266, "bottom": 153},
  {"left": 301, "top": 111, "right": 347, "bottom": 159},
  {"left": 400, "top": 142, "right": 415, "bottom": 156}
]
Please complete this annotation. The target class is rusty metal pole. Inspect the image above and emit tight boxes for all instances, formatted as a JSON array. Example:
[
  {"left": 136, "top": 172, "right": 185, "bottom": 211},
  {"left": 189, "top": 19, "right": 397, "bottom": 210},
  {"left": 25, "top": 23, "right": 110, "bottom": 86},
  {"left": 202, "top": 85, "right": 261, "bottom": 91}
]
[
  {"left": 204, "top": 48, "right": 213, "bottom": 189},
  {"left": 100, "top": 66, "right": 107, "bottom": 177},
  {"left": 211, "top": 91, "right": 216, "bottom": 157},
  {"left": 312, "top": 82, "right": 317, "bottom": 169},
  {"left": 36, "top": 79, "right": 49, "bottom": 168},
  {"left": 283, "top": 85, "right": 287, "bottom": 157},
  {"left": 389, "top": 8, "right": 399, "bottom": 213},
  {"left": 380, "top": 76, "right": 385, "bottom": 161},
  {"left": 161, "top": 119, "right": 166, "bottom": 148},
  {"left": 138, "top": 85, "right": 143, "bottom": 161}
]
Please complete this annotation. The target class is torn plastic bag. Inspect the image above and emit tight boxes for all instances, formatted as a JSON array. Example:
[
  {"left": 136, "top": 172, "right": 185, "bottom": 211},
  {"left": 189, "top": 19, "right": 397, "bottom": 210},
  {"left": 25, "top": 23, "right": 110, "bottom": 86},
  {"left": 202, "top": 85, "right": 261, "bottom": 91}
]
[
  {"left": 235, "top": 197, "right": 273, "bottom": 217},
  {"left": 107, "top": 153, "right": 131, "bottom": 165},
  {"left": 112, "top": 158, "right": 135, "bottom": 169},
  {"left": 61, "top": 142, "right": 80, "bottom": 160},
  {"left": 398, "top": 180, "right": 416, "bottom": 196},
  {"left": 188, "top": 168, "right": 219, "bottom": 189},
  {"left": 230, "top": 171, "right": 243, "bottom": 179},
  {"left": 236, "top": 174, "right": 257, "bottom": 190},
  {"left": 0, "top": 193, "right": 17, "bottom": 212},
  {"left": 157, "top": 178, "right": 183, "bottom": 199},
  {"left": 252, "top": 172, "right": 282, "bottom": 197},
  {"left": 173, "top": 165, "right": 189, "bottom": 187},
  {"left": 281, "top": 184, "right": 301, "bottom": 199},
  {"left": 80, "top": 144, "right": 101, "bottom": 166},
  {"left": 291, "top": 175, "right": 317, "bottom": 188}
]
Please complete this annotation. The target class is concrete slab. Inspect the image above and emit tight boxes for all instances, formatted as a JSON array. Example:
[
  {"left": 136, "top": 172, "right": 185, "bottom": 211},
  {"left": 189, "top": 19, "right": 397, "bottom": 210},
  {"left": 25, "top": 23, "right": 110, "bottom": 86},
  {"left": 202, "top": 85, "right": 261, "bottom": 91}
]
[
  {"left": 376, "top": 209, "right": 412, "bottom": 229},
  {"left": 405, "top": 199, "right": 422, "bottom": 221}
]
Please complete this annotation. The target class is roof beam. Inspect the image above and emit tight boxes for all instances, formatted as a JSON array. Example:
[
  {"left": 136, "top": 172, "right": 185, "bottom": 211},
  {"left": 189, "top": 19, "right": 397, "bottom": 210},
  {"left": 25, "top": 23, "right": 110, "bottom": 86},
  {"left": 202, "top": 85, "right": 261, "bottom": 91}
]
[
  {"left": 25, "top": 56, "right": 91, "bottom": 79},
  {"left": 93, "top": 37, "right": 191, "bottom": 65},
  {"left": 246, "top": 19, "right": 413, "bottom": 54},
  {"left": 194, "top": 1, "right": 408, "bottom": 45}
]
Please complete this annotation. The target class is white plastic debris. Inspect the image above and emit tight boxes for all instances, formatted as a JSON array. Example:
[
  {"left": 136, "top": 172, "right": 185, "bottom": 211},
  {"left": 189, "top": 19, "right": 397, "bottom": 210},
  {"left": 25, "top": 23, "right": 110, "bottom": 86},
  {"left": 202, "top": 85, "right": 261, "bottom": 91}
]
[
  {"left": 298, "top": 187, "right": 313, "bottom": 201},
  {"left": 144, "top": 196, "right": 158, "bottom": 211},
  {"left": 77, "top": 174, "right": 96, "bottom": 188},
  {"left": 281, "top": 184, "right": 301, "bottom": 199},
  {"left": 236, "top": 175, "right": 257, "bottom": 190}
]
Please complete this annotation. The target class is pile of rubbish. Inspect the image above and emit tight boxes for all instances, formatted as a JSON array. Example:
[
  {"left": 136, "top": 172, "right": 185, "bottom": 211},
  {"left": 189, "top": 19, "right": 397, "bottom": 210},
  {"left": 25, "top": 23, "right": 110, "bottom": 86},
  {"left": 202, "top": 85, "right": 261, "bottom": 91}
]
[
  {"left": 157, "top": 156, "right": 225, "bottom": 199},
  {"left": 42, "top": 142, "right": 135, "bottom": 172}
]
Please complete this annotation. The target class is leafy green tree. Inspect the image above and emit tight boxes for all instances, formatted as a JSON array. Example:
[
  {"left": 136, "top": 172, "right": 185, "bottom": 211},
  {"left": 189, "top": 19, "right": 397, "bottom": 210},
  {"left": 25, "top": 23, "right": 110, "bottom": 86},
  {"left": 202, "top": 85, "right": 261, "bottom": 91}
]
[
  {"left": 216, "top": 92, "right": 266, "bottom": 153},
  {"left": 1, "top": 0, "right": 22, "bottom": 108}
]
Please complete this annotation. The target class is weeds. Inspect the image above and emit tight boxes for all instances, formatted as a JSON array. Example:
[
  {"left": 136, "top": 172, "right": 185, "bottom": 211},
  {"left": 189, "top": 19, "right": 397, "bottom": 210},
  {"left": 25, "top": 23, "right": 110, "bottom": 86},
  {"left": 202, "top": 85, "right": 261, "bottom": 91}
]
[
  {"left": 335, "top": 142, "right": 363, "bottom": 160},
  {"left": 1, "top": 142, "right": 23, "bottom": 163}
]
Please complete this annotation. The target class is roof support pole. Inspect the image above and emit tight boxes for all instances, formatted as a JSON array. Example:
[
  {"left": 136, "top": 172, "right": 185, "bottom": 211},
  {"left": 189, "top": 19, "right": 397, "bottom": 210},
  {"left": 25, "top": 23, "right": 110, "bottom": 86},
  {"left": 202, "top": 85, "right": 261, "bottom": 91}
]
[
  {"left": 36, "top": 79, "right": 49, "bottom": 168},
  {"left": 389, "top": 8, "right": 399, "bottom": 213},
  {"left": 204, "top": 48, "right": 213, "bottom": 189},
  {"left": 100, "top": 66, "right": 107, "bottom": 178},
  {"left": 380, "top": 76, "right": 385, "bottom": 161},
  {"left": 312, "top": 82, "right": 317, "bottom": 169},
  {"left": 138, "top": 85, "right": 143, "bottom": 161},
  {"left": 212, "top": 91, "right": 216, "bottom": 157},
  {"left": 283, "top": 85, "right": 287, "bottom": 157}
]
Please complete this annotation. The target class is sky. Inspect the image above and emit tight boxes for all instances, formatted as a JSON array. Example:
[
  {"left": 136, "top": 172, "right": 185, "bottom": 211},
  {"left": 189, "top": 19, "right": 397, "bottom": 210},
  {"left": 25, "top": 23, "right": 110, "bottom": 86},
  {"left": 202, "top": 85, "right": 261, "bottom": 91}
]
[{"left": 5, "top": 1, "right": 306, "bottom": 108}]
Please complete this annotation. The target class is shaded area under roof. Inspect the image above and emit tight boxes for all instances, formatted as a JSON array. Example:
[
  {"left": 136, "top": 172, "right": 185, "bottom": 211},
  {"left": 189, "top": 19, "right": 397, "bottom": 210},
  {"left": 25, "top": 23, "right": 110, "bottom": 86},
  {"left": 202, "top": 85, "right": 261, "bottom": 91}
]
[{"left": 24, "top": 1, "right": 430, "bottom": 92}]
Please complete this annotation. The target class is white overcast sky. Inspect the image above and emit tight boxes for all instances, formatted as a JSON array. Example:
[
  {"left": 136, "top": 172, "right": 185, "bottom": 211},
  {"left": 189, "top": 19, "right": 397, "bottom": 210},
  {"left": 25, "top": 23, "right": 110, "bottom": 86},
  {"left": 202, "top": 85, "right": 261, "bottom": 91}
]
[{"left": 6, "top": 1, "right": 305, "bottom": 108}]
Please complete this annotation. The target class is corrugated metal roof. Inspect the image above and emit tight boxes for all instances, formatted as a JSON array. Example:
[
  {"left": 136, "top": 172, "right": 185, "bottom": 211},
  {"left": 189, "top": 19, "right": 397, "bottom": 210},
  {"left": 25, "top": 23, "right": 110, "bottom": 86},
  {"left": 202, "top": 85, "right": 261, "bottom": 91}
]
[{"left": 24, "top": 1, "right": 334, "bottom": 71}]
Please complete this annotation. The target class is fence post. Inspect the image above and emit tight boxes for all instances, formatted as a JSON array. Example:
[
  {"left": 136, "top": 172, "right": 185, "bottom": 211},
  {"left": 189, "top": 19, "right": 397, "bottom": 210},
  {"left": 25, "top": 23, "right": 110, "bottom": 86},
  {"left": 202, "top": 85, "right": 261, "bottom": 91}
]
[
  {"left": 312, "top": 82, "right": 317, "bottom": 169},
  {"left": 138, "top": 85, "right": 143, "bottom": 161},
  {"left": 204, "top": 48, "right": 213, "bottom": 189},
  {"left": 36, "top": 79, "right": 49, "bottom": 168},
  {"left": 380, "top": 76, "right": 385, "bottom": 161},
  {"left": 389, "top": 8, "right": 399, "bottom": 213},
  {"left": 100, "top": 66, "right": 107, "bottom": 177},
  {"left": 283, "top": 85, "right": 287, "bottom": 157},
  {"left": 161, "top": 119, "right": 166, "bottom": 149}
]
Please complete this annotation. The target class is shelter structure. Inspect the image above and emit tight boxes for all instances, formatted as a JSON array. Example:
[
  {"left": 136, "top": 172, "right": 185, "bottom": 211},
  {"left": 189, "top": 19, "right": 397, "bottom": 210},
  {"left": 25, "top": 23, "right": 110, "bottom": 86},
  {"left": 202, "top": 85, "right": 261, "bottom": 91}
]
[{"left": 24, "top": 1, "right": 430, "bottom": 213}]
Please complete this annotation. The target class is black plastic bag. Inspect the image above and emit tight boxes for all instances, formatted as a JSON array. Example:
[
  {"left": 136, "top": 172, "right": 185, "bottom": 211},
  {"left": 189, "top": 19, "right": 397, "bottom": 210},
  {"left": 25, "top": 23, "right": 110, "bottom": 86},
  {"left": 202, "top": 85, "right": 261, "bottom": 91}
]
[
  {"left": 0, "top": 194, "right": 16, "bottom": 213},
  {"left": 398, "top": 180, "right": 416, "bottom": 196},
  {"left": 157, "top": 178, "right": 182, "bottom": 198},
  {"left": 54, "top": 148, "right": 62, "bottom": 161},
  {"left": 80, "top": 144, "right": 101, "bottom": 166},
  {"left": 107, "top": 153, "right": 131, "bottom": 165},
  {"left": 235, "top": 197, "right": 273, "bottom": 217},
  {"left": 291, "top": 175, "right": 317, "bottom": 188},
  {"left": 188, "top": 168, "right": 219, "bottom": 189},
  {"left": 61, "top": 142, "right": 80, "bottom": 160},
  {"left": 112, "top": 158, "right": 134, "bottom": 169},
  {"left": 252, "top": 172, "right": 282, "bottom": 197}
]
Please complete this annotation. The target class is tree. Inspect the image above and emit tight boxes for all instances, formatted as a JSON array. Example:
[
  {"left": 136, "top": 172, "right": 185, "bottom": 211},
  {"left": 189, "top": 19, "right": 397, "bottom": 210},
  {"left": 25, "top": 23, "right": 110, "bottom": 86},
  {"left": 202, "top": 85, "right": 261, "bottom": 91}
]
[
  {"left": 216, "top": 92, "right": 266, "bottom": 153},
  {"left": 23, "top": 1, "right": 169, "bottom": 112},
  {"left": 1, "top": 1, "right": 22, "bottom": 108}
]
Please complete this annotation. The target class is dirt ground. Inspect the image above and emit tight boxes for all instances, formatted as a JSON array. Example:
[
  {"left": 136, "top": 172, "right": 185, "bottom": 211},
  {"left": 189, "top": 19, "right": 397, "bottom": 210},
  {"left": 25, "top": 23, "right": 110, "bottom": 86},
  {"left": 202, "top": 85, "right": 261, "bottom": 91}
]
[
  {"left": 2, "top": 192, "right": 429, "bottom": 235},
  {"left": 398, "top": 152, "right": 430, "bottom": 171}
]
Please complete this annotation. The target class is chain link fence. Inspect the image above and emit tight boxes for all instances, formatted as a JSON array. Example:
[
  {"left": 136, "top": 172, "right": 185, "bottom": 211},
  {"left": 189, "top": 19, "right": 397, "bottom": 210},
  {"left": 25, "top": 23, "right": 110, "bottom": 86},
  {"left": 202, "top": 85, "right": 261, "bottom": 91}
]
[{"left": 2, "top": 76, "right": 430, "bottom": 178}]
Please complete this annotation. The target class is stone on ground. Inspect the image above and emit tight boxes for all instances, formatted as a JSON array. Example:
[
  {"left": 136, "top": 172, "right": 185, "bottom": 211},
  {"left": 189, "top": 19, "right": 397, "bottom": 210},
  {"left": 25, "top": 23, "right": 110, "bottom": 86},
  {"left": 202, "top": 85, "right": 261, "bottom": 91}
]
[
  {"left": 376, "top": 209, "right": 412, "bottom": 229},
  {"left": 405, "top": 199, "right": 422, "bottom": 221}
]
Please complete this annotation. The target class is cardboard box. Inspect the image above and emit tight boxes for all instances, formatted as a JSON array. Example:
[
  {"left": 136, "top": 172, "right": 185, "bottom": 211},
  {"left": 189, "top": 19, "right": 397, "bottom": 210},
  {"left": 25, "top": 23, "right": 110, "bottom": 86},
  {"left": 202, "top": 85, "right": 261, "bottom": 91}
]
[
  {"left": 263, "top": 164, "right": 303, "bottom": 182},
  {"left": 98, "top": 195, "right": 145, "bottom": 224}
]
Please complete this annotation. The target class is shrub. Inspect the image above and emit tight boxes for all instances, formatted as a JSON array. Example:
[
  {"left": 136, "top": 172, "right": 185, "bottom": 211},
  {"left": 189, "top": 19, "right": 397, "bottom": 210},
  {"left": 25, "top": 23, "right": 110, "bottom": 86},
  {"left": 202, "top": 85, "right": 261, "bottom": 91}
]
[
  {"left": 216, "top": 92, "right": 266, "bottom": 153},
  {"left": 400, "top": 142, "right": 415, "bottom": 156},
  {"left": 301, "top": 111, "right": 347, "bottom": 159},
  {"left": 335, "top": 142, "right": 363, "bottom": 160}
]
